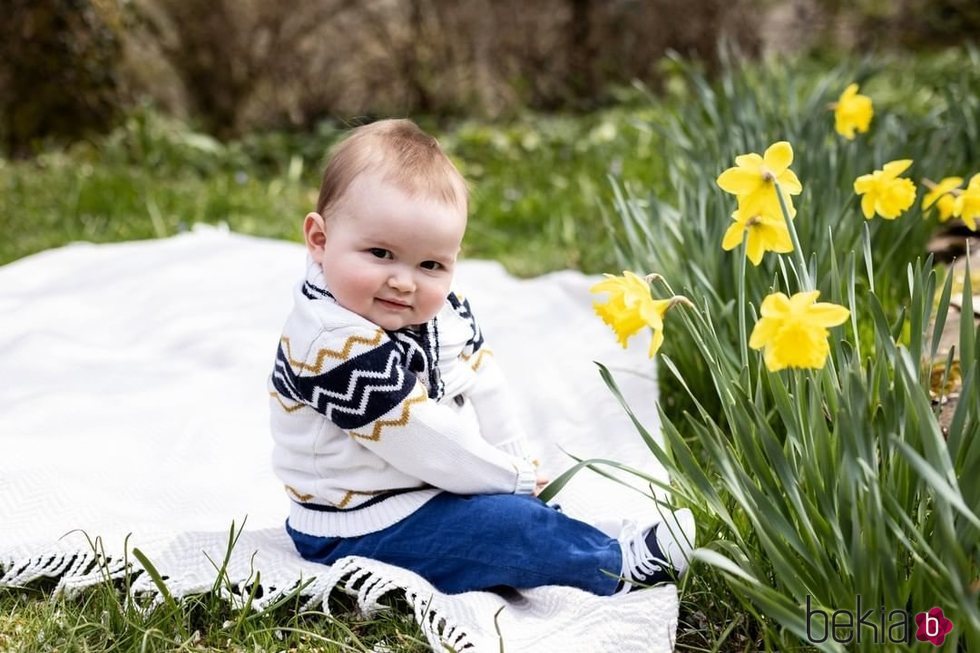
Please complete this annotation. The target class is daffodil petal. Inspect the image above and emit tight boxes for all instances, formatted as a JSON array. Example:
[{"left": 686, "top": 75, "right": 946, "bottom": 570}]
[
  {"left": 808, "top": 303, "right": 850, "bottom": 327},
  {"left": 717, "top": 167, "right": 761, "bottom": 195},
  {"left": 746, "top": 236, "right": 765, "bottom": 265},
  {"left": 940, "top": 177, "right": 964, "bottom": 191},
  {"left": 936, "top": 195, "right": 956, "bottom": 221},
  {"left": 763, "top": 141, "right": 793, "bottom": 173},
  {"left": 759, "top": 292, "right": 791, "bottom": 318},
  {"left": 790, "top": 290, "right": 822, "bottom": 311},
  {"left": 883, "top": 159, "right": 913, "bottom": 177},
  {"left": 590, "top": 277, "right": 622, "bottom": 295},
  {"left": 778, "top": 169, "right": 803, "bottom": 195},
  {"left": 648, "top": 328, "right": 664, "bottom": 358},
  {"left": 734, "top": 153, "right": 763, "bottom": 169},
  {"left": 853, "top": 175, "right": 875, "bottom": 194},
  {"left": 749, "top": 318, "right": 776, "bottom": 350},
  {"left": 770, "top": 225, "right": 794, "bottom": 253},
  {"left": 639, "top": 300, "right": 668, "bottom": 329},
  {"left": 722, "top": 222, "right": 745, "bottom": 251},
  {"left": 861, "top": 193, "right": 876, "bottom": 219},
  {"left": 925, "top": 178, "right": 963, "bottom": 209}
]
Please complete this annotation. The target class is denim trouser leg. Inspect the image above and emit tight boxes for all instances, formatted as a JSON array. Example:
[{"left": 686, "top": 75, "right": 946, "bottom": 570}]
[{"left": 286, "top": 493, "right": 623, "bottom": 596}]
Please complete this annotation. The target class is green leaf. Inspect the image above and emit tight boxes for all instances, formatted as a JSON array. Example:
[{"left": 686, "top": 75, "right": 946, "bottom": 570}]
[
  {"left": 891, "top": 438, "right": 980, "bottom": 530},
  {"left": 930, "top": 264, "right": 955, "bottom": 362}
]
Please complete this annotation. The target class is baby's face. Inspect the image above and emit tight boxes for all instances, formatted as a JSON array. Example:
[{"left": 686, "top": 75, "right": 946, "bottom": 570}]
[{"left": 314, "top": 172, "right": 466, "bottom": 330}]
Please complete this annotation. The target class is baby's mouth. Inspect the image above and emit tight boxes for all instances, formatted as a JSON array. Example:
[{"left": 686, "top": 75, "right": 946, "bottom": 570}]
[{"left": 377, "top": 298, "right": 412, "bottom": 310}]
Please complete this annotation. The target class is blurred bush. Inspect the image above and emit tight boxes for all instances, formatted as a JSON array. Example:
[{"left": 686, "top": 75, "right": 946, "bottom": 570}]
[
  {"left": 0, "top": 0, "right": 125, "bottom": 156},
  {"left": 2, "top": 0, "right": 977, "bottom": 151},
  {"left": 122, "top": 0, "right": 762, "bottom": 137},
  {"left": 812, "top": 0, "right": 980, "bottom": 50}
]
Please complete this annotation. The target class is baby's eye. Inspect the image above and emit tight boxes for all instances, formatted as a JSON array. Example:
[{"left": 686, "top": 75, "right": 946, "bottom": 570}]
[
  {"left": 368, "top": 248, "right": 393, "bottom": 259},
  {"left": 420, "top": 261, "right": 443, "bottom": 271}
]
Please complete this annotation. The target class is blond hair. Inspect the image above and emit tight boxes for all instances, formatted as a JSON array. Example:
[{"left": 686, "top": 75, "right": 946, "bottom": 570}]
[{"left": 315, "top": 119, "right": 468, "bottom": 218}]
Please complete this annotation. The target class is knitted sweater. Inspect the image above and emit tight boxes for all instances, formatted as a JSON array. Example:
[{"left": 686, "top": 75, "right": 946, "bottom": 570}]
[{"left": 268, "top": 262, "right": 538, "bottom": 537}]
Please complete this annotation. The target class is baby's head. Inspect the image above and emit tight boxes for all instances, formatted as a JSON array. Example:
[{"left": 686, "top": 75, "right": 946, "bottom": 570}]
[{"left": 304, "top": 119, "right": 468, "bottom": 331}]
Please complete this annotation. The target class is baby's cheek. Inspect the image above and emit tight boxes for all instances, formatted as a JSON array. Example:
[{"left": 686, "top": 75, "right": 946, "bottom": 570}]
[{"left": 419, "top": 286, "right": 449, "bottom": 321}]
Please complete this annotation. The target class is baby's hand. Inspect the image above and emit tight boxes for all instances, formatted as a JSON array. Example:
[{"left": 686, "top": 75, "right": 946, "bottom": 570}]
[{"left": 533, "top": 475, "right": 550, "bottom": 497}]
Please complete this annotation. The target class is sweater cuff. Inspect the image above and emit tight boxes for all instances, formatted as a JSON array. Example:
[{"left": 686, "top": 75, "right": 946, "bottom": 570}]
[{"left": 514, "top": 459, "right": 538, "bottom": 495}]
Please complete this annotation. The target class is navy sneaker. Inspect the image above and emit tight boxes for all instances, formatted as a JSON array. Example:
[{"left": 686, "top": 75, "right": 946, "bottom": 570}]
[{"left": 616, "top": 508, "right": 695, "bottom": 592}]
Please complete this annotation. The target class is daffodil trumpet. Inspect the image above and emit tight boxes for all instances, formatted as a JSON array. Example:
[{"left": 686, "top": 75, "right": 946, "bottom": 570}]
[
  {"left": 853, "top": 160, "right": 918, "bottom": 221},
  {"left": 832, "top": 83, "right": 874, "bottom": 140},
  {"left": 749, "top": 290, "right": 850, "bottom": 372},
  {"left": 922, "top": 177, "right": 963, "bottom": 223},
  {"left": 590, "top": 271, "right": 691, "bottom": 358}
]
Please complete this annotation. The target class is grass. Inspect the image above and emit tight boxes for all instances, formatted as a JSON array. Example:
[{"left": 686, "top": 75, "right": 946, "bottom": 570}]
[
  {"left": 0, "top": 99, "right": 669, "bottom": 278},
  {"left": 0, "top": 578, "right": 431, "bottom": 652}
]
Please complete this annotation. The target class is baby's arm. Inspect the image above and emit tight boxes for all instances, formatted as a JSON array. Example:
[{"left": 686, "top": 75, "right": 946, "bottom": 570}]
[
  {"left": 464, "top": 351, "right": 533, "bottom": 459},
  {"left": 273, "top": 325, "right": 537, "bottom": 496},
  {"left": 450, "top": 294, "right": 533, "bottom": 461},
  {"left": 466, "top": 351, "right": 551, "bottom": 494}
]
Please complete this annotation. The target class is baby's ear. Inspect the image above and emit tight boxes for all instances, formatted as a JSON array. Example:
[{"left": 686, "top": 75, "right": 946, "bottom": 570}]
[{"left": 303, "top": 212, "right": 327, "bottom": 260}]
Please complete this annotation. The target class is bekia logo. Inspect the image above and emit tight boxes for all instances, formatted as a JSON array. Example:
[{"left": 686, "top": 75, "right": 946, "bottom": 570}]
[
  {"left": 915, "top": 607, "right": 954, "bottom": 646},
  {"left": 806, "top": 595, "right": 954, "bottom": 647}
]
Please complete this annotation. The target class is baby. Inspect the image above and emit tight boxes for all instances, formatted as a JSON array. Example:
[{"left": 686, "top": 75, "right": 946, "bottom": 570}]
[{"left": 268, "top": 118, "right": 694, "bottom": 595}]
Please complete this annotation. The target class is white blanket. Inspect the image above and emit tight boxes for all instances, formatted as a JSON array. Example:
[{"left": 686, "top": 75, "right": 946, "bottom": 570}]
[{"left": 0, "top": 226, "right": 678, "bottom": 652}]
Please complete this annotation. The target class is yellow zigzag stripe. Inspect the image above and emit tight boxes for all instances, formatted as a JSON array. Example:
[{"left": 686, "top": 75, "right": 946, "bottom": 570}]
[
  {"left": 461, "top": 348, "right": 494, "bottom": 372},
  {"left": 270, "top": 391, "right": 304, "bottom": 413},
  {"left": 280, "top": 329, "right": 385, "bottom": 373},
  {"left": 285, "top": 486, "right": 380, "bottom": 508},
  {"left": 285, "top": 485, "right": 313, "bottom": 502},
  {"left": 335, "top": 489, "right": 382, "bottom": 509},
  {"left": 349, "top": 383, "right": 428, "bottom": 442}
]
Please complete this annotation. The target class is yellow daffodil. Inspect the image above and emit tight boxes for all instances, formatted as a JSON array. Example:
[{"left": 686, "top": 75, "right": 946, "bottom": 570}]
[
  {"left": 833, "top": 83, "right": 874, "bottom": 140},
  {"left": 923, "top": 177, "right": 963, "bottom": 222},
  {"left": 716, "top": 141, "right": 803, "bottom": 220},
  {"left": 953, "top": 174, "right": 980, "bottom": 231},
  {"left": 749, "top": 291, "right": 850, "bottom": 371},
  {"left": 853, "top": 160, "right": 917, "bottom": 220},
  {"left": 591, "top": 272, "right": 685, "bottom": 357},
  {"left": 721, "top": 204, "right": 794, "bottom": 265}
]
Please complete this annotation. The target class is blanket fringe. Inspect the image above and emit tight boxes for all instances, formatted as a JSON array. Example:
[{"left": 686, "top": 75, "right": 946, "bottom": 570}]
[
  {"left": 340, "top": 559, "right": 475, "bottom": 652},
  {"left": 0, "top": 549, "right": 129, "bottom": 596},
  {"left": 408, "top": 589, "right": 473, "bottom": 652},
  {"left": 0, "top": 549, "right": 475, "bottom": 652},
  {"left": 316, "top": 558, "right": 475, "bottom": 651}
]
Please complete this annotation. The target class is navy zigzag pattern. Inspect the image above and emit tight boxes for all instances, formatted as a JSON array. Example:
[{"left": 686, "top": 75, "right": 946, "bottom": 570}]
[
  {"left": 389, "top": 321, "right": 443, "bottom": 401},
  {"left": 448, "top": 292, "right": 484, "bottom": 354},
  {"left": 271, "top": 340, "right": 415, "bottom": 430}
]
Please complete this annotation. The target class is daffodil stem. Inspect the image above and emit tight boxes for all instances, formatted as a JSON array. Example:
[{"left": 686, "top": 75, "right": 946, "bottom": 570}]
[
  {"left": 878, "top": 211, "right": 923, "bottom": 278},
  {"left": 738, "top": 238, "right": 749, "bottom": 370},
  {"left": 774, "top": 181, "right": 813, "bottom": 291}
]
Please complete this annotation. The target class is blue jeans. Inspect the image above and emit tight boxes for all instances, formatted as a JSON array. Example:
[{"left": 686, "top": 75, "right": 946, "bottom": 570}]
[{"left": 286, "top": 493, "right": 623, "bottom": 595}]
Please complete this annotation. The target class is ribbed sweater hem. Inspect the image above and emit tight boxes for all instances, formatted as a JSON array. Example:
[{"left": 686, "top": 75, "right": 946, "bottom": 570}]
[{"left": 286, "top": 488, "right": 443, "bottom": 537}]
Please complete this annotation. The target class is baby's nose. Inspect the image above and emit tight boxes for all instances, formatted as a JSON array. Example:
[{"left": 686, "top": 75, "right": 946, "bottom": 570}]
[{"left": 388, "top": 271, "right": 415, "bottom": 292}]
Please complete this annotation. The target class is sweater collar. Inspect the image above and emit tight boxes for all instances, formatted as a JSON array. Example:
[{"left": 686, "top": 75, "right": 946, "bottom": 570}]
[{"left": 303, "top": 258, "right": 334, "bottom": 301}]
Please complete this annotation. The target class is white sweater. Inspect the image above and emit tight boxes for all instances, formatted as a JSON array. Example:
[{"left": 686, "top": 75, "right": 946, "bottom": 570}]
[{"left": 268, "top": 263, "right": 538, "bottom": 537}]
